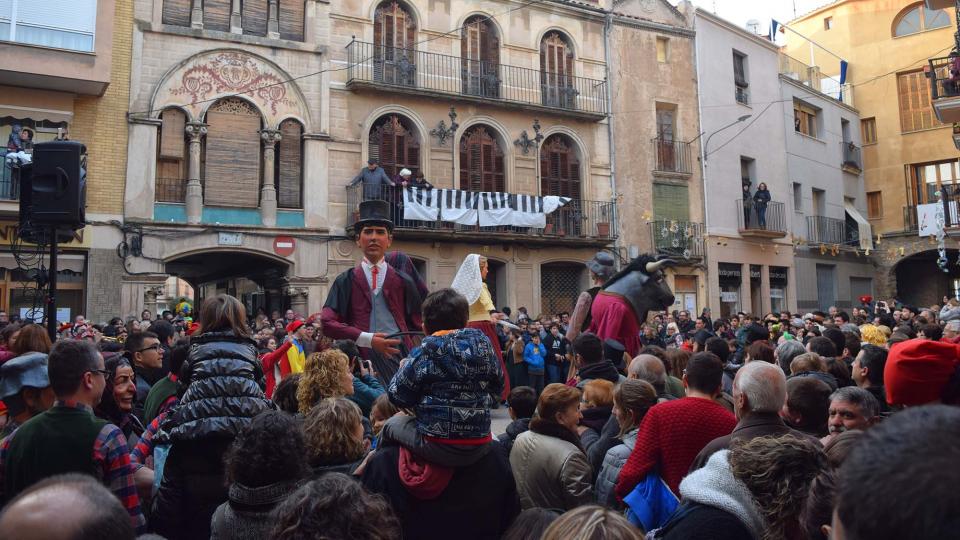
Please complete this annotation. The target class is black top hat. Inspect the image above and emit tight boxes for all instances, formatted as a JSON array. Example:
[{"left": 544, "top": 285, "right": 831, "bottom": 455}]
[{"left": 355, "top": 200, "right": 394, "bottom": 232}]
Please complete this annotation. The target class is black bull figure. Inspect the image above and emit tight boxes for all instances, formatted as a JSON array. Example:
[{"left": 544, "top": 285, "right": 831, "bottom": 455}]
[{"left": 596, "top": 255, "right": 677, "bottom": 335}]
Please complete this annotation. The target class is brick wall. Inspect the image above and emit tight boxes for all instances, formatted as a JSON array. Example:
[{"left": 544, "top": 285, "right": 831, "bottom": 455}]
[{"left": 71, "top": 0, "right": 134, "bottom": 216}]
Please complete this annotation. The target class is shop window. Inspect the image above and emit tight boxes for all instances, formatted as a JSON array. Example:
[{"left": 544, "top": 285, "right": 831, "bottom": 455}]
[
  {"left": 770, "top": 266, "right": 788, "bottom": 314},
  {"left": 718, "top": 263, "right": 742, "bottom": 318}
]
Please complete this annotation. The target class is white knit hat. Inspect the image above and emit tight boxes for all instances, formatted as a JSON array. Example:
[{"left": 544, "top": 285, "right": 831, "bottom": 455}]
[{"left": 399, "top": 168, "right": 412, "bottom": 177}]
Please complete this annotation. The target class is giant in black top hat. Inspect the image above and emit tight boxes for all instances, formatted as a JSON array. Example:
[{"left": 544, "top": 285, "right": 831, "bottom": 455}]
[{"left": 354, "top": 200, "right": 394, "bottom": 232}]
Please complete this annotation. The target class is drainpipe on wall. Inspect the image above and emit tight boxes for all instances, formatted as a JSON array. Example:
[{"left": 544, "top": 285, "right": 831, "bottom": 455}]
[{"left": 603, "top": 12, "right": 620, "bottom": 259}]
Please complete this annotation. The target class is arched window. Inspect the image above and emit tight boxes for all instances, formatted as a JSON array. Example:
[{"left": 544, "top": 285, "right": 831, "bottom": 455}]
[
  {"left": 277, "top": 119, "right": 303, "bottom": 209},
  {"left": 539, "top": 134, "right": 581, "bottom": 199},
  {"left": 540, "top": 32, "right": 575, "bottom": 108},
  {"left": 374, "top": 1, "right": 417, "bottom": 85},
  {"left": 893, "top": 3, "right": 950, "bottom": 37},
  {"left": 461, "top": 15, "right": 500, "bottom": 97},
  {"left": 459, "top": 125, "right": 505, "bottom": 192},
  {"left": 204, "top": 98, "right": 263, "bottom": 207},
  {"left": 156, "top": 108, "right": 187, "bottom": 203},
  {"left": 369, "top": 114, "right": 421, "bottom": 179}
]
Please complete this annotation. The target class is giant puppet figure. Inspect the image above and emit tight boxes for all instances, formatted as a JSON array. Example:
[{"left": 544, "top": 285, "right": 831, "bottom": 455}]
[
  {"left": 451, "top": 253, "right": 511, "bottom": 401},
  {"left": 587, "top": 255, "right": 676, "bottom": 358},
  {"left": 321, "top": 200, "right": 424, "bottom": 385}
]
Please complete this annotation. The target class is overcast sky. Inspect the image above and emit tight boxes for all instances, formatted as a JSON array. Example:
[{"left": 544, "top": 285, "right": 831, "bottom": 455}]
[{"left": 678, "top": 0, "right": 838, "bottom": 42}]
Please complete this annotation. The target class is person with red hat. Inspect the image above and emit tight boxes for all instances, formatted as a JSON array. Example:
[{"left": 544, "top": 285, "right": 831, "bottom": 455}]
[
  {"left": 321, "top": 200, "right": 424, "bottom": 386},
  {"left": 284, "top": 320, "right": 307, "bottom": 375},
  {"left": 885, "top": 338, "right": 960, "bottom": 406}
]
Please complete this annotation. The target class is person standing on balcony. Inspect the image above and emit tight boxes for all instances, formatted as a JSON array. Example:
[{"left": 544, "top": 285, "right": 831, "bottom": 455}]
[
  {"left": 741, "top": 183, "right": 753, "bottom": 228},
  {"left": 321, "top": 200, "right": 424, "bottom": 386},
  {"left": 349, "top": 158, "right": 395, "bottom": 202},
  {"left": 409, "top": 171, "right": 434, "bottom": 190},
  {"left": 753, "top": 183, "right": 771, "bottom": 229}
]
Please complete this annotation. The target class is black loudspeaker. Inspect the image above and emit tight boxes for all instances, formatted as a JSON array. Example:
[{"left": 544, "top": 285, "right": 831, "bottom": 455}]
[{"left": 23, "top": 141, "right": 86, "bottom": 229}]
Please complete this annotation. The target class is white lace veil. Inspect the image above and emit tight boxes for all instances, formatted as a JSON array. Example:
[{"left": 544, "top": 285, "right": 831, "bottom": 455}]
[{"left": 450, "top": 253, "right": 483, "bottom": 305}]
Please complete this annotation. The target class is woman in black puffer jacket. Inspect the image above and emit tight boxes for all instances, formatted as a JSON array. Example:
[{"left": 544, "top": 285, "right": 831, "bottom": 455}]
[{"left": 152, "top": 294, "right": 275, "bottom": 540}]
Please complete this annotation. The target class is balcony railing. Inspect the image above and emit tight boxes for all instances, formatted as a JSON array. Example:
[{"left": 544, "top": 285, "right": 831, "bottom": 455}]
[
  {"left": 649, "top": 220, "right": 703, "bottom": 259},
  {"left": 652, "top": 138, "right": 693, "bottom": 175},
  {"left": 841, "top": 141, "right": 862, "bottom": 172},
  {"left": 735, "top": 86, "right": 749, "bottom": 105},
  {"left": 345, "top": 40, "right": 609, "bottom": 118},
  {"left": 0, "top": 151, "right": 22, "bottom": 201},
  {"left": 927, "top": 56, "right": 960, "bottom": 123},
  {"left": 779, "top": 53, "right": 822, "bottom": 92},
  {"left": 736, "top": 200, "right": 787, "bottom": 236},
  {"left": 347, "top": 184, "right": 617, "bottom": 244},
  {"left": 156, "top": 177, "right": 186, "bottom": 203},
  {"left": 807, "top": 215, "right": 859, "bottom": 245}
]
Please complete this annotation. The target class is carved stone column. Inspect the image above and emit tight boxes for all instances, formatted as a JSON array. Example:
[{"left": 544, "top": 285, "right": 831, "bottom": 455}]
[
  {"left": 185, "top": 122, "right": 208, "bottom": 224},
  {"left": 230, "top": 0, "right": 242, "bottom": 33},
  {"left": 190, "top": 0, "right": 203, "bottom": 29},
  {"left": 260, "top": 129, "right": 282, "bottom": 227},
  {"left": 267, "top": 0, "right": 280, "bottom": 39}
]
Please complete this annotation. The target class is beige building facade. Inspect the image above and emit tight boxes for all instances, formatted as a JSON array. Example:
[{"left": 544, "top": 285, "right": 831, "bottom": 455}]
[
  {"left": 607, "top": 0, "right": 707, "bottom": 317},
  {"left": 785, "top": 0, "right": 960, "bottom": 307},
  {"left": 116, "top": 0, "right": 619, "bottom": 320},
  {"left": 0, "top": 0, "right": 133, "bottom": 322}
]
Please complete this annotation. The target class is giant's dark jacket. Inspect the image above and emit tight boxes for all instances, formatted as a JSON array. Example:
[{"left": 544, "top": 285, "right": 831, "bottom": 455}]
[{"left": 152, "top": 331, "right": 275, "bottom": 540}]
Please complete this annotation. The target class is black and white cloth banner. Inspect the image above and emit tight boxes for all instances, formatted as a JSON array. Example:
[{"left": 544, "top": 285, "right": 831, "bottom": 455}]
[
  {"left": 402, "top": 187, "right": 440, "bottom": 221},
  {"left": 403, "top": 187, "right": 571, "bottom": 227}
]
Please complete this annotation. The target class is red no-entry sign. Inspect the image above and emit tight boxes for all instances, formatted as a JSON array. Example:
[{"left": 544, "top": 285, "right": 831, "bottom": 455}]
[{"left": 274, "top": 236, "right": 296, "bottom": 257}]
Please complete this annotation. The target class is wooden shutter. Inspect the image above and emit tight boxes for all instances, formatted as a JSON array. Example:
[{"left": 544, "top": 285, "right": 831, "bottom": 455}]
[
  {"left": 162, "top": 0, "right": 192, "bottom": 26},
  {"left": 653, "top": 183, "right": 690, "bottom": 222},
  {"left": 374, "top": 2, "right": 417, "bottom": 84},
  {"left": 204, "top": 99, "right": 261, "bottom": 207},
  {"left": 541, "top": 33, "right": 572, "bottom": 107},
  {"left": 277, "top": 119, "right": 302, "bottom": 209},
  {"left": 279, "top": 0, "right": 304, "bottom": 41},
  {"left": 242, "top": 0, "right": 268, "bottom": 37},
  {"left": 156, "top": 109, "right": 187, "bottom": 202},
  {"left": 462, "top": 16, "right": 498, "bottom": 97},
  {"left": 540, "top": 135, "right": 580, "bottom": 199},
  {"left": 898, "top": 70, "right": 939, "bottom": 132},
  {"left": 370, "top": 115, "right": 420, "bottom": 180},
  {"left": 459, "top": 126, "right": 503, "bottom": 192},
  {"left": 203, "top": 0, "right": 231, "bottom": 32}
]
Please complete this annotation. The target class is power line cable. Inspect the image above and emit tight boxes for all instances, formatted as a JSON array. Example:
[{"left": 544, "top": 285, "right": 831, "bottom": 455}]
[{"left": 127, "top": 0, "right": 548, "bottom": 119}]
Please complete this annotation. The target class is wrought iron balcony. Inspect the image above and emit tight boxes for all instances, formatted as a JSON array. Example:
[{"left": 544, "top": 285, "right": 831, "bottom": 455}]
[
  {"left": 649, "top": 220, "right": 703, "bottom": 260},
  {"left": 652, "top": 138, "right": 694, "bottom": 175},
  {"left": 927, "top": 56, "right": 960, "bottom": 123},
  {"left": 841, "top": 141, "right": 862, "bottom": 174},
  {"left": 736, "top": 200, "right": 787, "bottom": 238},
  {"left": 807, "top": 215, "right": 859, "bottom": 245},
  {"left": 345, "top": 40, "right": 609, "bottom": 120},
  {"left": 735, "top": 86, "right": 749, "bottom": 106},
  {"left": 0, "top": 155, "right": 21, "bottom": 201},
  {"left": 346, "top": 183, "right": 617, "bottom": 246}
]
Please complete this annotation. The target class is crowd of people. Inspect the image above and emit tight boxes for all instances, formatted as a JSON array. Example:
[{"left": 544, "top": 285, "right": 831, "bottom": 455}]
[{"left": 0, "top": 207, "right": 956, "bottom": 539}]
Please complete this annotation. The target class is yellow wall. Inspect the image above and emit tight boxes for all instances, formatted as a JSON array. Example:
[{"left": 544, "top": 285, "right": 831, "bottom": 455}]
[
  {"left": 71, "top": 0, "right": 133, "bottom": 215},
  {"left": 784, "top": 0, "right": 957, "bottom": 235}
]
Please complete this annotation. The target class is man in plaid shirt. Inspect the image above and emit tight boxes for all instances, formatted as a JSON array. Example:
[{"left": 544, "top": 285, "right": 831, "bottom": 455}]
[{"left": 0, "top": 340, "right": 146, "bottom": 533}]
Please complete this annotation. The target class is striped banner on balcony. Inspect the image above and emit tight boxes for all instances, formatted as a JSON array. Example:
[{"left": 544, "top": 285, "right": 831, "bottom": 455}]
[
  {"left": 479, "top": 192, "right": 514, "bottom": 227},
  {"left": 402, "top": 187, "right": 440, "bottom": 221},
  {"left": 438, "top": 189, "right": 480, "bottom": 225}
]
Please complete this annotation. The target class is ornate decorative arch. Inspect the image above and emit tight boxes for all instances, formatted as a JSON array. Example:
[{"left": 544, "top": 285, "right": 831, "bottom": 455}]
[
  {"left": 536, "top": 27, "right": 578, "bottom": 64},
  {"left": 150, "top": 48, "right": 312, "bottom": 131},
  {"left": 540, "top": 125, "right": 590, "bottom": 197},
  {"left": 361, "top": 105, "right": 431, "bottom": 178}
]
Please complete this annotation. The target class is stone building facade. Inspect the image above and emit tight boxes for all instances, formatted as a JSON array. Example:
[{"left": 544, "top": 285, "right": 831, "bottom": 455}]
[
  {"left": 607, "top": 0, "right": 707, "bottom": 317},
  {"left": 115, "top": 0, "right": 618, "bottom": 320}
]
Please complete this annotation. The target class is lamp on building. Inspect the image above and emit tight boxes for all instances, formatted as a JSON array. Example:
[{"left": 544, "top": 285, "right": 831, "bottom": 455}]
[{"left": 690, "top": 114, "right": 752, "bottom": 160}]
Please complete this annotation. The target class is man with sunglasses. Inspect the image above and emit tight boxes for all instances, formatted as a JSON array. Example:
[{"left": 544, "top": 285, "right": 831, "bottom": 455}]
[
  {"left": 0, "top": 339, "right": 146, "bottom": 533},
  {"left": 124, "top": 331, "right": 164, "bottom": 405}
]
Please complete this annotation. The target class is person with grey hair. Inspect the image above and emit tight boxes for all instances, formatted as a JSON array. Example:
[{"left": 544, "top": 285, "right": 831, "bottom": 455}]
[
  {"left": 565, "top": 252, "right": 616, "bottom": 346},
  {"left": 690, "top": 361, "right": 819, "bottom": 470},
  {"left": 627, "top": 354, "right": 672, "bottom": 402},
  {"left": 944, "top": 319, "right": 960, "bottom": 341},
  {"left": 821, "top": 386, "right": 880, "bottom": 445},
  {"left": 775, "top": 340, "right": 806, "bottom": 376}
]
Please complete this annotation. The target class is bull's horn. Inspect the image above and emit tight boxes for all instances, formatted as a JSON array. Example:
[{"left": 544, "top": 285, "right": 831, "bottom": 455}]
[{"left": 645, "top": 259, "right": 675, "bottom": 273}]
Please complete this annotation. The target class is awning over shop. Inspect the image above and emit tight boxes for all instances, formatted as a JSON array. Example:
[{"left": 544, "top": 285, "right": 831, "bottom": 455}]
[
  {"left": 844, "top": 201, "right": 873, "bottom": 251},
  {"left": 0, "top": 86, "right": 73, "bottom": 124}
]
